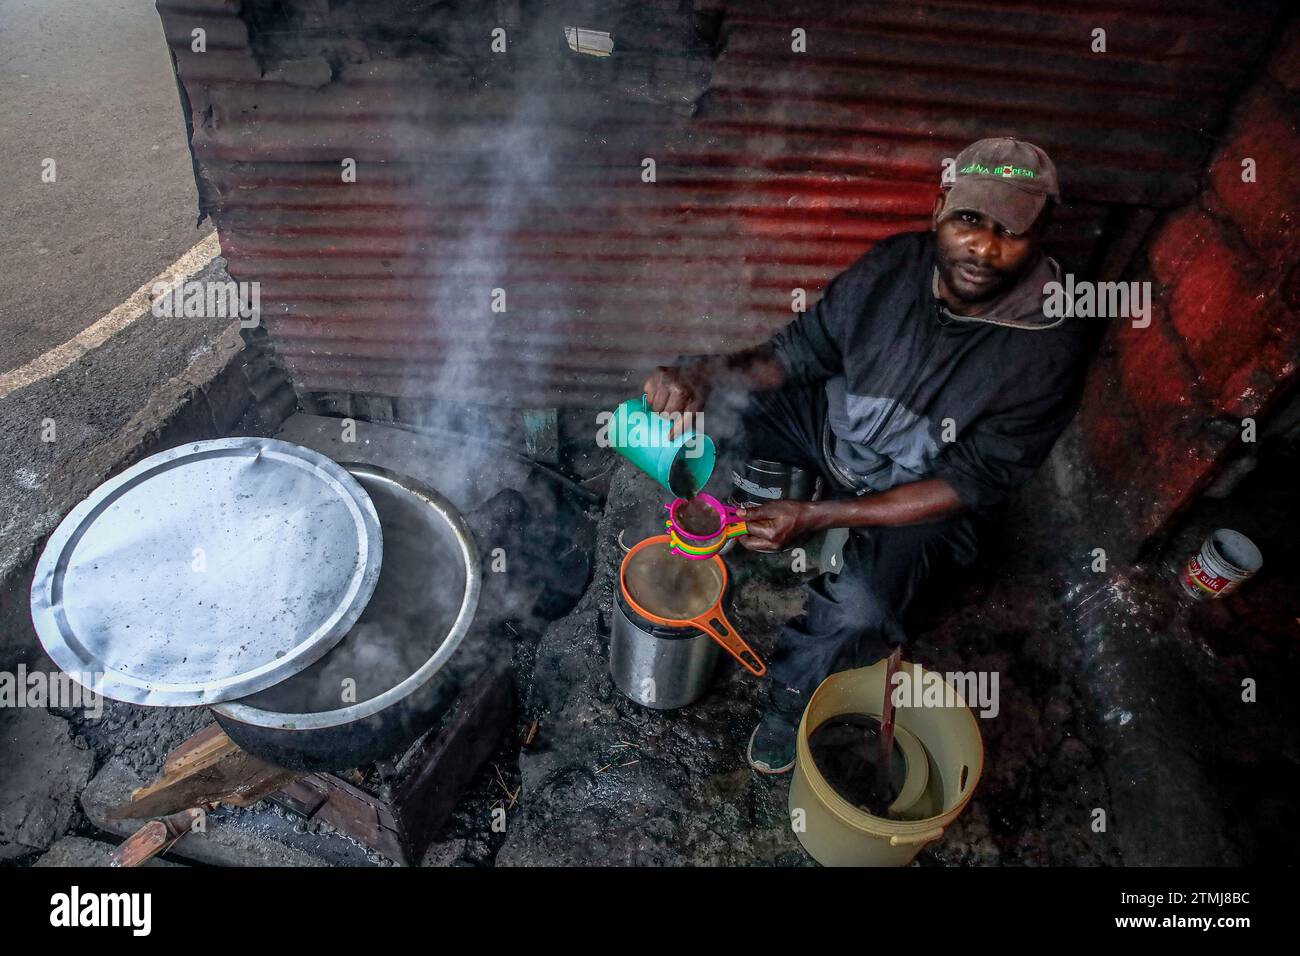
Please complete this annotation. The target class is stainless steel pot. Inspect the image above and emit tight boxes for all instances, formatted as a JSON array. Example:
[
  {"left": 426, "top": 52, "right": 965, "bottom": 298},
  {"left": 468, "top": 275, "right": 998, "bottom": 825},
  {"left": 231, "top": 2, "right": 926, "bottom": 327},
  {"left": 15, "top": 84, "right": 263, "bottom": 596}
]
[
  {"left": 610, "top": 589, "right": 720, "bottom": 710},
  {"left": 212, "top": 463, "right": 482, "bottom": 771}
]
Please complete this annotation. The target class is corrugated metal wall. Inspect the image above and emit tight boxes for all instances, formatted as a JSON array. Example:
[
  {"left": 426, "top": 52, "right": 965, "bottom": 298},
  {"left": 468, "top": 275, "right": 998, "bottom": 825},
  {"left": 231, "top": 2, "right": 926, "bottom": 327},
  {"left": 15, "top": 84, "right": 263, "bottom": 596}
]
[{"left": 158, "top": 0, "right": 1285, "bottom": 408}]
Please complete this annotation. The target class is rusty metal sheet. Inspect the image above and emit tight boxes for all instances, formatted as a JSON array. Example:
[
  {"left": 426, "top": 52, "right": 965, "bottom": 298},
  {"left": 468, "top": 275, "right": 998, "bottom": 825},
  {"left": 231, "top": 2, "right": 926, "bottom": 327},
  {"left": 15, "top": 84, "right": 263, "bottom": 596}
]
[{"left": 155, "top": 0, "right": 1285, "bottom": 407}]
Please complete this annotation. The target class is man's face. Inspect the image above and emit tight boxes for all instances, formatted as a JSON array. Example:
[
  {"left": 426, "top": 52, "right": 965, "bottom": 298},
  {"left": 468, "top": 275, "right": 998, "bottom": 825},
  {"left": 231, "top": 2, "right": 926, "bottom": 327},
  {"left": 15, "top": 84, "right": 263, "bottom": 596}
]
[{"left": 931, "top": 195, "right": 1043, "bottom": 307}]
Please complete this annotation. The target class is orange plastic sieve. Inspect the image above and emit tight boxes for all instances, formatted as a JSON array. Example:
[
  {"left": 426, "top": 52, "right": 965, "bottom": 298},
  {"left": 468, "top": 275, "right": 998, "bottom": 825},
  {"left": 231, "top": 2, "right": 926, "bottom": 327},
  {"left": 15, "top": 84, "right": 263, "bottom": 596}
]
[{"left": 619, "top": 535, "right": 767, "bottom": 677}]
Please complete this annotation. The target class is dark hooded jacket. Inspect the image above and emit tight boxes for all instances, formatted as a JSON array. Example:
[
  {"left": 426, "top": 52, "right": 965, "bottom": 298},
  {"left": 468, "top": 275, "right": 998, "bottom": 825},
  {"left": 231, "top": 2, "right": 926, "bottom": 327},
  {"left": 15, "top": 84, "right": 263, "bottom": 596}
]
[{"left": 766, "top": 229, "right": 1092, "bottom": 511}]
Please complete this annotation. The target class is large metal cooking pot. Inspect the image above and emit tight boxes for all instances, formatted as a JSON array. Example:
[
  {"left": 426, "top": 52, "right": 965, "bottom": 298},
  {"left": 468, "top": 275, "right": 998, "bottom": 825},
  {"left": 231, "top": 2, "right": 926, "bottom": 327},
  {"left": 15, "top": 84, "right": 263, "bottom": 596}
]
[{"left": 212, "top": 463, "right": 482, "bottom": 771}]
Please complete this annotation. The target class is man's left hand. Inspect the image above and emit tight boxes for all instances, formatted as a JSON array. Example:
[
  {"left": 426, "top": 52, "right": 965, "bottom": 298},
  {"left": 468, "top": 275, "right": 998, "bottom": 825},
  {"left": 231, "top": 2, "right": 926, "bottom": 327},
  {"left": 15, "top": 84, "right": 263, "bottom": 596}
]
[{"left": 736, "top": 500, "right": 820, "bottom": 552}]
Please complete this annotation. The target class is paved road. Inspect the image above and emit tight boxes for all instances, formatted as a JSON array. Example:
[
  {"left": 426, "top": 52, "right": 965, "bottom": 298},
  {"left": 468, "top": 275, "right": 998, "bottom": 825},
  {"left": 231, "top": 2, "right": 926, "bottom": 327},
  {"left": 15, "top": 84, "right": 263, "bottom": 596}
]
[
  {"left": 0, "top": 0, "right": 238, "bottom": 586},
  {"left": 0, "top": 0, "right": 214, "bottom": 372}
]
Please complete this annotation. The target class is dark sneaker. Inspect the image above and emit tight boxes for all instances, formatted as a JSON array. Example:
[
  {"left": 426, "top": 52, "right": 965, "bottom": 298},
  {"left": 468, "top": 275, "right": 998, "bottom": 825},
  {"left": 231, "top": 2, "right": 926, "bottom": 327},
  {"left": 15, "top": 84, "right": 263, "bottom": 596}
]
[{"left": 747, "top": 708, "right": 800, "bottom": 775}]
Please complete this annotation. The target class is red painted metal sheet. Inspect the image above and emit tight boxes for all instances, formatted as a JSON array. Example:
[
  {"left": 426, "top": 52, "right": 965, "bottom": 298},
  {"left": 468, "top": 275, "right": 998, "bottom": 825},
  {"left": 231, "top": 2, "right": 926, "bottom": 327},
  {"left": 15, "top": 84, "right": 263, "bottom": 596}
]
[{"left": 156, "top": 0, "right": 1286, "bottom": 407}]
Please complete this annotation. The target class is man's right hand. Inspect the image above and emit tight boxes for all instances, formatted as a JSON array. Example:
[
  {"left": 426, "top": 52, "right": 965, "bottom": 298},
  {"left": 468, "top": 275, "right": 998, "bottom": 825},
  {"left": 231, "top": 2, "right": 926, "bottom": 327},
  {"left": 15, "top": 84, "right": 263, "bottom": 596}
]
[{"left": 643, "top": 364, "right": 711, "bottom": 436}]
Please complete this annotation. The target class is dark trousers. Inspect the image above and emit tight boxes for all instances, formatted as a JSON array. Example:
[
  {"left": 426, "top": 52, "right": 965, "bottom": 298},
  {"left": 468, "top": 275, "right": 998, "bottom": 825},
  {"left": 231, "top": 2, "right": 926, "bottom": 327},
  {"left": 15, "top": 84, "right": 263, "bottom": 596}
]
[{"left": 716, "top": 385, "right": 979, "bottom": 712}]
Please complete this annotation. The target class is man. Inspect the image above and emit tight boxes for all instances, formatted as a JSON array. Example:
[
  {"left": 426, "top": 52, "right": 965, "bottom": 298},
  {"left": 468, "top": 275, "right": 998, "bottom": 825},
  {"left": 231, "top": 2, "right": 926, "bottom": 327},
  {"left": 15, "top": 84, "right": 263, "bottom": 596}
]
[{"left": 642, "top": 138, "right": 1093, "bottom": 774}]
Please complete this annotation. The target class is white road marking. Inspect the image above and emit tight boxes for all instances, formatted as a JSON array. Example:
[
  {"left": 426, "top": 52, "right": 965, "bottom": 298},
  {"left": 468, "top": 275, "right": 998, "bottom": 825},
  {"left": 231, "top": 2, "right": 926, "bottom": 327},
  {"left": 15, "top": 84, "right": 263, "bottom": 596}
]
[{"left": 0, "top": 232, "right": 221, "bottom": 400}]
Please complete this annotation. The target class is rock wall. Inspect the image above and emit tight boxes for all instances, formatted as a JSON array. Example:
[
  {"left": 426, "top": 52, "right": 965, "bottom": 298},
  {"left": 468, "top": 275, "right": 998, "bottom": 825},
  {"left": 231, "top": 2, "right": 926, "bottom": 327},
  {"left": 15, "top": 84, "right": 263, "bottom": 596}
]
[{"left": 1073, "top": 18, "right": 1300, "bottom": 553}]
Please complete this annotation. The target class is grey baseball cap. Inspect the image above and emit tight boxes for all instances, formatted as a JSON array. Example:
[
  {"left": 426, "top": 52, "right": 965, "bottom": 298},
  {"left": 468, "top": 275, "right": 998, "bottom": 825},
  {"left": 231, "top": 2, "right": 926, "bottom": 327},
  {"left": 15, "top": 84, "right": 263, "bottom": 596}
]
[{"left": 939, "top": 137, "right": 1060, "bottom": 235}]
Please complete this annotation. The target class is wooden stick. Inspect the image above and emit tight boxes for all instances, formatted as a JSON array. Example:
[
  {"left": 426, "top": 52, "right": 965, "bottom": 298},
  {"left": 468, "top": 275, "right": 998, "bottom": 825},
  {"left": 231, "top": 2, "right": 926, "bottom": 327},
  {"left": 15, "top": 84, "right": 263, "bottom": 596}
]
[
  {"left": 111, "top": 807, "right": 205, "bottom": 867},
  {"left": 879, "top": 644, "right": 903, "bottom": 786}
]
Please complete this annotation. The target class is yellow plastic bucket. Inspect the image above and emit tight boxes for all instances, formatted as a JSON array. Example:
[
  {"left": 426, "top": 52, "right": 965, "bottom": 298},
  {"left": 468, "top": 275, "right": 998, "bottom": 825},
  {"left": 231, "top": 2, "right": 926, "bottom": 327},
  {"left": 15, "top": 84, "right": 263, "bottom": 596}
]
[{"left": 788, "top": 660, "right": 984, "bottom": 867}]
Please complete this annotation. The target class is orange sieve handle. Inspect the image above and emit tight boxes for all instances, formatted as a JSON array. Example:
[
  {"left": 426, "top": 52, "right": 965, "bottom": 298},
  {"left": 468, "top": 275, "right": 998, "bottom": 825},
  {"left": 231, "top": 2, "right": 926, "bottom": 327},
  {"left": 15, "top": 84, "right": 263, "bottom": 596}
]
[{"left": 690, "top": 604, "right": 767, "bottom": 677}]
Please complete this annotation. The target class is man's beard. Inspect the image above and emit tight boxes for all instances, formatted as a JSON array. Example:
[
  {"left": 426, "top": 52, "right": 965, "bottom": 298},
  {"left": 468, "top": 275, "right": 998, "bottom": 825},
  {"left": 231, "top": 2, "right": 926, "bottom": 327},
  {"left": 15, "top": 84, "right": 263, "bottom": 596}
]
[{"left": 935, "top": 250, "right": 1019, "bottom": 304}]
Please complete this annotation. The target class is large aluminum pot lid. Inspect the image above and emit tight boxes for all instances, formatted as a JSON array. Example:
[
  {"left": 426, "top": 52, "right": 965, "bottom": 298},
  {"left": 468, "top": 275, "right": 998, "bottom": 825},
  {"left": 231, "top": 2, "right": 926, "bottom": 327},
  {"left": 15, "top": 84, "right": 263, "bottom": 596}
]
[{"left": 30, "top": 437, "right": 384, "bottom": 707}]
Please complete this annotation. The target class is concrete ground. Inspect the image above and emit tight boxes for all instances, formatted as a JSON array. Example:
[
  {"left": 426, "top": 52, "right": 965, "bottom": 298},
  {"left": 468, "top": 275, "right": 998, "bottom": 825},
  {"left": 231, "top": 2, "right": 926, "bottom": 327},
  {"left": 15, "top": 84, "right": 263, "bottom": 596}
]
[
  {"left": 0, "top": 0, "right": 214, "bottom": 368},
  {"left": 0, "top": 0, "right": 245, "bottom": 664},
  {"left": 0, "top": 258, "right": 246, "bottom": 583},
  {"left": 0, "top": 0, "right": 284, "bottom": 867},
  {"left": 0, "top": 1, "right": 296, "bottom": 844}
]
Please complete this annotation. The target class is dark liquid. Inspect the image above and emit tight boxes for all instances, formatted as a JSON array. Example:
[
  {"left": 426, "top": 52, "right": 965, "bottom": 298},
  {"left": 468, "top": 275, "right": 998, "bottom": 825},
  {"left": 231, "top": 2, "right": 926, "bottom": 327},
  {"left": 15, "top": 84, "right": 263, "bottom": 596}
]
[
  {"left": 668, "top": 454, "right": 700, "bottom": 499},
  {"left": 624, "top": 540, "right": 721, "bottom": 620},
  {"left": 676, "top": 499, "right": 721, "bottom": 536},
  {"left": 808, "top": 714, "right": 905, "bottom": 817}
]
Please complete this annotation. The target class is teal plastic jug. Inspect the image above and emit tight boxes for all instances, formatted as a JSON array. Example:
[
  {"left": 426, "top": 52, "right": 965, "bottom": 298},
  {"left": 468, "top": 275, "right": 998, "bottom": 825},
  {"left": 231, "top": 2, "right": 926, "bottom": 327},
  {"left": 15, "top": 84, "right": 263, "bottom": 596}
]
[{"left": 605, "top": 395, "right": 715, "bottom": 497}]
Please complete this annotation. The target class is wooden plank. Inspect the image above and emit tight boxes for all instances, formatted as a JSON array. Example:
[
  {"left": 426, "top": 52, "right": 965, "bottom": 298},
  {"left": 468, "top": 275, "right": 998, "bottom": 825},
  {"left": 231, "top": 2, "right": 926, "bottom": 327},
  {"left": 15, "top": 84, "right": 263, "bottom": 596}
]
[
  {"left": 305, "top": 774, "right": 406, "bottom": 863},
  {"left": 272, "top": 771, "right": 405, "bottom": 861},
  {"left": 163, "top": 722, "right": 228, "bottom": 775},
  {"left": 110, "top": 725, "right": 301, "bottom": 820},
  {"left": 392, "top": 659, "right": 514, "bottom": 862},
  {"left": 271, "top": 777, "right": 330, "bottom": 818}
]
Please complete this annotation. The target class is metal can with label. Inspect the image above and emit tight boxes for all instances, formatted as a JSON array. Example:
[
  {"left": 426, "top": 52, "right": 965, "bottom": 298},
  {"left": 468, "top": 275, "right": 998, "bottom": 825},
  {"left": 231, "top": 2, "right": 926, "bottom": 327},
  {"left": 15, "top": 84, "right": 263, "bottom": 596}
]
[{"left": 1179, "top": 529, "right": 1263, "bottom": 600}]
